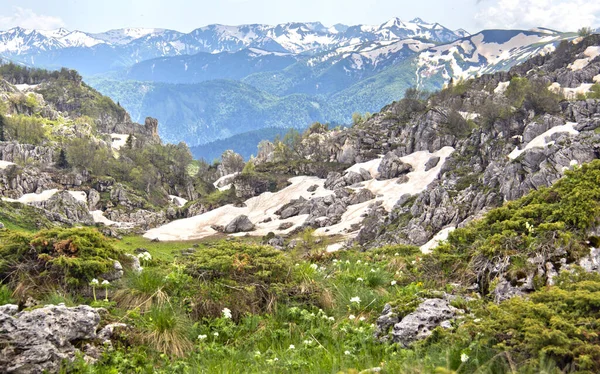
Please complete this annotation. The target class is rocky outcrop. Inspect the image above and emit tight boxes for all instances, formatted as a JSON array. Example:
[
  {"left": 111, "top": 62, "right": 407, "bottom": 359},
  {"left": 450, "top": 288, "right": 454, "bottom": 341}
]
[
  {"left": 0, "top": 166, "right": 56, "bottom": 198},
  {"left": 224, "top": 215, "right": 255, "bottom": 233},
  {"left": 0, "top": 304, "right": 101, "bottom": 374},
  {"left": 0, "top": 142, "right": 55, "bottom": 165},
  {"left": 390, "top": 299, "right": 458, "bottom": 347},
  {"left": 32, "top": 191, "right": 93, "bottom": 225},
  {"left": 377, "top": 151, "right": 413, "bottom": 180}
]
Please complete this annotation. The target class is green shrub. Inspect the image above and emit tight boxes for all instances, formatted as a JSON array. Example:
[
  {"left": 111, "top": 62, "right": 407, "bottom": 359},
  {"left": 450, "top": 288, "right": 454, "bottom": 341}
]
[{"left": 0, "top": 227, "right": 124, "bottom": 291}]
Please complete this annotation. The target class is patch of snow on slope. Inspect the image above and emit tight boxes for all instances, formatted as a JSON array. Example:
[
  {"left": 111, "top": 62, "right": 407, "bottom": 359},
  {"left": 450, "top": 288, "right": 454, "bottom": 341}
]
[
  {"left": 315, "top": 146, "right": 455, "bottom": 237},
  {"left": 569, "top": 46, "right": 600, "bottom": 71},
  {"left": 169, "top": 195, "right": 188, "bottom": 207},
  {"left": 420, "top": 227, "right": 455, "bottom": 254},
  {"left": 14, "top": 84, "right": 38, "bottom": 91},
  {"left": 110, "top": 134, "right": 128, "bottom": 150},
  {"left": 0, "top": 160, "right": 15, "bottom": 169},
  {"left": 494, "top": 81, "right": 510, "bottom": 94},
  {"left": 508, "top": 122, "right": 579, "bottom": 160},
  {"left": 346, "top": 157, "right": 383, "bottom": 179},
  {"left": 594, "top": 74, "right": 600, "bottom": 83},
  {"left": 91, "top": 210, "right": 134, "bottom": 228},
  {"left": 67, "top": 191, "right": 87, "bottom": 203},
  {"left": 3, "top": 189, "right": 59, "bottom": 203},
  {"left": 144, "top": 176, "right": 334, "bottom": 241}
]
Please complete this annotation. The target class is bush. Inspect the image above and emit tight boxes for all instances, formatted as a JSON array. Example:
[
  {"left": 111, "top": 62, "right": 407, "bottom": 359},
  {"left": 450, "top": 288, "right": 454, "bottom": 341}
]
[
  {"left": 0, "top": 227, "right": 124, "bottom": 291},
  {"left": 4, "top": 115, "right": 47, "bottom": 145}
]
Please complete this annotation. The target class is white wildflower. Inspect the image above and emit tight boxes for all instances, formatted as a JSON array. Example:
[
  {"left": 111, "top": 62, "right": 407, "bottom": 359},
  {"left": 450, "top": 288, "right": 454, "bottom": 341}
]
[
  {"left": 303, "top": 339, "right": 313, "bottom": 345},
  {"left": 394, "top": 253, "right": 399, "bottom": 256},
  {"left": 289, "top": 344, "right": 295, "bottom": 350},
  {"left": 310, "top": 263, "right": 318, "bottom": 270},
  {"left": 461, "top": 353, "right": 469, "bottom": 362},
  {"left": 344, "top": 350, "right": 351, "bottom": 355},
  {"left": 350, "top": 296, "right": 361, "bottom": 304},
  {"left": 359, "top": 316, "right": 366, "bottom": 321},
  {"left": 328, "top": 316, "right": 335, "bottom": 321},
  {"left": 391, "top": 280, "right": 397, "bottom": 286},
  {"left": 254, "top": 351, "right": 261, "bottom": 357},
  {"left": 356, "top": 260, "right": 361, "bottom": 264},
  {"left": 370, "top": 268, "right": 376, "bottom": 273},
  {"left": 222, "top": 307, "right": 232, "bottom": 319},
  {"left": 101, "top": 280, "right": 110, "bottom": 286},
  {"left": 349, "top": 314, "right": 356, "bottom": 320},
  {"left": 90, "top": 278, "right": 99, "bottom": 285},
  {"left": 213, "top": 332, "right": 219, "bottom": 337},
  {"left": 197, "top": 334, "right": 207, "bottom": 340},
  {"left": 356, "top": 277, "right": 364, "bottom": 282}
]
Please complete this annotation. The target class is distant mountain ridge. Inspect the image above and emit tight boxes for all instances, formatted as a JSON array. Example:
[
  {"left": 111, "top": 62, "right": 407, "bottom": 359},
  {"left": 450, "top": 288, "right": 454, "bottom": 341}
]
[{"left": 0, "top": 18, "right": 467, "bottom": 75}]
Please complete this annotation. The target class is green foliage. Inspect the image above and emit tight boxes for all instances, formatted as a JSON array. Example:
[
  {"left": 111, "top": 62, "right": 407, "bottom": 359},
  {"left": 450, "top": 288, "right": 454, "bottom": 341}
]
[
  {"left": 423, "top": 160, "right": 600, "bottom": 291},
  {"left": 4, "top": 114, "right": 47, "bottom": 145},
  {"left": 0, "top": 227, "right": 124, "bottom": 290},
  {"left": 506, "top": 76, "right": 530, "bottom": 107},
  {"left": 578, "top": 27, "right": 594, "bottom": 37},
  {"left": 587, "top": 83, "right": 600, "bottom": 99},
  {"left": 56, "top": 149, "right": 69, "bottom": 169},
  {"left": 505, "top": 76, "right": 561, "bottom": 114},
  {"left": 0, "top": 284, "right": 15, "bottom": 305}
]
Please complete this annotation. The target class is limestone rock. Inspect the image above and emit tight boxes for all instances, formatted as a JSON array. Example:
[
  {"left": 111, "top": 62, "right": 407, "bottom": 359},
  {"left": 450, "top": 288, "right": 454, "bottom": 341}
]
[
  {"left": 391, "top": 299, "right": 457, "bottom": 347},
  {"left": 0, "top": 304, "right": 100, "bottom": 374},
  {"left": 224, "top": 215, "right": 255, "bottom": 233}
]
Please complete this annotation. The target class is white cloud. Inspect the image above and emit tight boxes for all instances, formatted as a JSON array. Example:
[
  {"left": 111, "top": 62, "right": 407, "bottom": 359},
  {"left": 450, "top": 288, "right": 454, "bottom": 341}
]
[
  {"left": 0, "top": 6, "right": 65, "bottom": 30},
  {"left": 475, "top": 0, "right": 600, "bottom": 31}
]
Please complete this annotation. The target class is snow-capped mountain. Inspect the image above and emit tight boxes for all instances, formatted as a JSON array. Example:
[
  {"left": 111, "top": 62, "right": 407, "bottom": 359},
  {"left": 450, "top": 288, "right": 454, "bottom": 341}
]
[
  {"left": 0, "top": 18, "right": 467, "bottom": 75},
  {"left": 416, "top": 29, "right": 565, "bottom": 82}
]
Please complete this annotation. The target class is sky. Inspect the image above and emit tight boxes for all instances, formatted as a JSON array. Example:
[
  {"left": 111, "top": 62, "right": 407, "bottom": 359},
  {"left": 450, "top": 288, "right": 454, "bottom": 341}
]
[{"left": 0, "top": 0, "right": 598, "bottom": 33}]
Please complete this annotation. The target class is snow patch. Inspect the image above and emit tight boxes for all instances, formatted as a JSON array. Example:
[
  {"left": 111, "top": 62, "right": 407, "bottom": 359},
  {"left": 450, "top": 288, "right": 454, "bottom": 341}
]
[
  {"left": 569, "top": 46, "right": 600, "bottom": 71},
  {"left": 14, "top": 83, "right": 38, "bottom": 91},
  {"left": 169, "top": 195, "right": 188, "bottom": 207},
  {"left": 508, "top": 122, "right": 579, "bottom": 160},
  {"left": 420, "top": 227, "right": 455, "bottom": 254},
  {"left": 0, "top": 160, "right": 15, "bottom": 169},
  {"left": 110, "top": 134, "right": 129, "bottom": 150},
  {"left": 494, "top": 81, "right": 510, "bottom": 95}
]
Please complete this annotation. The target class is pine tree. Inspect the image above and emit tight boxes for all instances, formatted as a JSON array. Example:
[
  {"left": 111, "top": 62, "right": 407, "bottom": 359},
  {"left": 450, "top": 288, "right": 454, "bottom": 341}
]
[
  {"left": 57, "top": 149, "right": 69, "bottom": 169},
  {"left": 0, "top": 114, "right": 5, "bottom": 142},
  {"left": 126, "top": 134, "right": 134, "bottom": 149}
]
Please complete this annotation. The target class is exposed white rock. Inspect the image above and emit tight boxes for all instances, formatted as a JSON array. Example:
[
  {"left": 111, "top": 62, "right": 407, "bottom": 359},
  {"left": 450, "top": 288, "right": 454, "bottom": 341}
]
[
  {"left": 110, "top": 134, "right": 129, "bottom": 150},
  {"left": 494, "top": 81, "right": 510, "bottom": 94},
  {"left": 0, "top": 160, "right": 15, "bottom": 169}
]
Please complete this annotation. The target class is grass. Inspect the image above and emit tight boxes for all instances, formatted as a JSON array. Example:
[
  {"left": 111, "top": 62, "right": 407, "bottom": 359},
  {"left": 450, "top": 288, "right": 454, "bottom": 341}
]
[{"left": 112, "top": 235, "right": 220, "bottom": 262}]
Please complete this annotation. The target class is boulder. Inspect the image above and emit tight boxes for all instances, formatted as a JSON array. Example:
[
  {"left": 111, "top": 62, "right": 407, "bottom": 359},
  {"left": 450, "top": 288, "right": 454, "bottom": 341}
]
[
  {"left": 377, "top": 151, "right": 413, "bottom": 180},
  {"left": 391, "top": 299, "right": 457, "bottom": 347},
  {"left": 224, "top": 215, "right": 255, "bottom": 233},
  {"left": 0, "top": 304, "right": 100, "bottom": 373},
  {"left": 424, "top": 156, "right": 440, "bottom": 171},
  {"left": 33, "top": 191, "right": 93, "bottom": 225}
]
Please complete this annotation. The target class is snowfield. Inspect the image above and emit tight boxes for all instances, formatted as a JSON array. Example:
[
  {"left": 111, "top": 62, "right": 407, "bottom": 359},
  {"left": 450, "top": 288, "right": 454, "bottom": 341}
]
[{"left": 144, "top": 146, "right": 455, "bottom": 242}]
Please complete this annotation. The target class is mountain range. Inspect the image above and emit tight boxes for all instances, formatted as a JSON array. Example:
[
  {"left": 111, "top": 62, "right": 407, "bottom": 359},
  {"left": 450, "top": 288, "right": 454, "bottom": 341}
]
[{"left": 0, "top": 19, "right": 577, "bottom": 159}]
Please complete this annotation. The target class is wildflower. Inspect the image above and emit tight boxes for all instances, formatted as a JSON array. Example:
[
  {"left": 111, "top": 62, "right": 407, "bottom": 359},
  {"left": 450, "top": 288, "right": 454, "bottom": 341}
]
[
  {"left": 254, "top": 351, "right": 261, "bottom": 357},
  {"left": 328, "top": 316, "right": 335, "bottom": 321},
  {"left": 359, "top": 316, "right": 366, "bottom": 321},
  {"left": 356, "top": 277, "right": 364, "bottom": 282},
  {"left": 197, "top": 334, "right": 207, "bottom": 340},
  {"left": 333, "top": 259, "right": 338, "bottom": 263},
  {"left": 222, "top": 307, "right": 232, "bottom": 319},
  {"left": 303, "top": 339, "right": 313, "bottom": 345},
  {"left": 310, "top": 263, "right": 318, "bottom": 270},
  {"left": 461, "top": 353, "right": 469, "bottom": 363},
  {"left": 391, "top": 280, "right": 397, "bottom": 286},
  {"left": 349, "top": 314, "right": 356, "bottom": 320},
  {"left": 137, "top": 252, "right": 152, "bottom": 262},
  {"left": 350, "top": 296, "right": 361, "bottom": 304},
  {"left": 473, "top": 318, "right": 481, "bottom": 323},
  {"left": 213, "top": 332, "right": 219, "bottom": 337},
  {"left": 370, "top": 268, "right": 376, "bottom": 273},
  {"left": 345, "top": 260, "right": 350, "bottom": 264},
  {"left": 394, "top": 253, "right": 399, "bottom": 256},
  {"left": 89, "top": 279, "right": 99, "bottom": 302},
  {"left": 411, "top": 260, "right": 416, "bottom": 265},
  {"left": 344, "top": 350, "right": 351, "bottom": 355},
  {"left": 101, "top": 280, "right": 110, "bottom": 301},
  {"left": 356, "top": 260, "right": 361, "bottom": 264},
  {"left": 289, "top": 344, "right": 295, "bottom": 350}
]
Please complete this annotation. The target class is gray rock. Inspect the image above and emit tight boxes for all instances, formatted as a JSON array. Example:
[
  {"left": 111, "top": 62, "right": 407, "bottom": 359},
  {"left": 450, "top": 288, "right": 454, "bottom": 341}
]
[
  {"left": 100, "top": 260, "right": 124, "bottom": 281},
  {"left": 391, "top": 299, "right": 457, "bottom": 347},
  {"left": 0, "top": 304, "right": 100, "bottom": 373},
  {"left": 377, "top": 151, "right": 413, "bottom": 180},
  {"left": 224, "top": 215, "right": 255, "bottom": 233},
  {"left": 374, "top": 304, "right": 399, "bottom": 342},
  {"left": 424, "top": 156, "right": 440, "bottom": 171},
  {"left": 32, "top": 191, "right": 93, "bottom": 225},
  {"left": 0, "top": 221, "right": 4, "bottom": 229},
  {"left": 97, "top": 323, "right": 127, "bottom": 344},
  {"left": 87, "top": 189, "right": 101, "bottom": 211},
  {"left": 346, "top": 189, "right": 376, "bottom": 205},
  {"left": 267, "top": 235, "right": 284, "bottom": 248}
]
